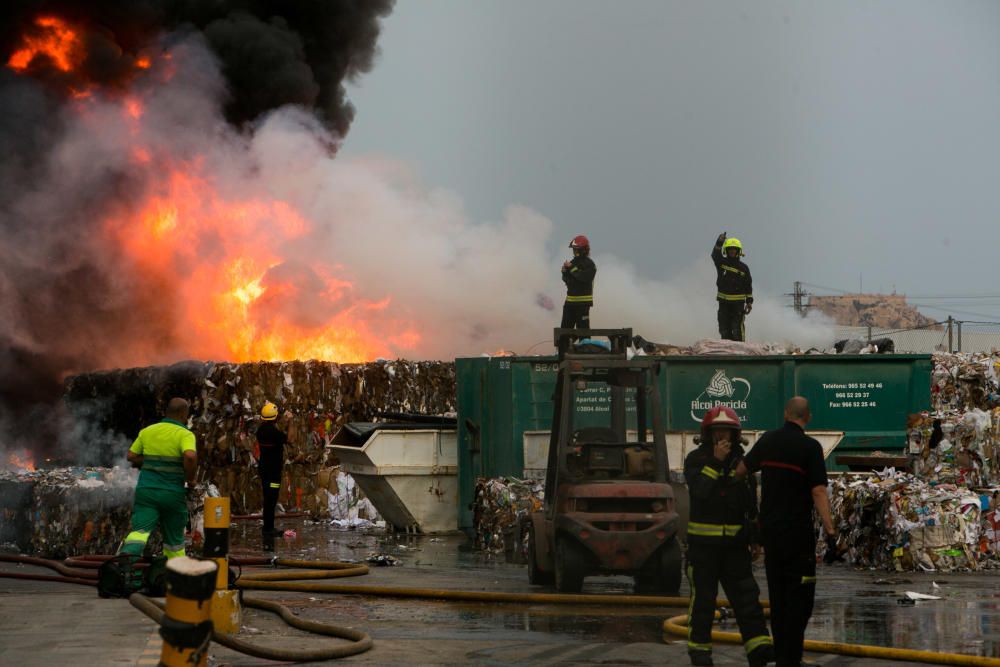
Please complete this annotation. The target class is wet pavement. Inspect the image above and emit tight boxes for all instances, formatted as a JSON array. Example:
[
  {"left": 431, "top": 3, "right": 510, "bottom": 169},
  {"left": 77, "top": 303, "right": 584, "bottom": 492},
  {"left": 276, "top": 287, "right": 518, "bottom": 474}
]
[{"left": 3, "top": 517, "right": 1000, "bottom": 665}]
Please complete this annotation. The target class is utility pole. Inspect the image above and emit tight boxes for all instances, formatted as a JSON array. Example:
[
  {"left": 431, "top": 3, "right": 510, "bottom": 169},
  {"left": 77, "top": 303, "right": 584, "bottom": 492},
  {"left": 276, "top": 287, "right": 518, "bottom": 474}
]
[{"left": 787, "top": 281, "right": 809, "bottom": 317}]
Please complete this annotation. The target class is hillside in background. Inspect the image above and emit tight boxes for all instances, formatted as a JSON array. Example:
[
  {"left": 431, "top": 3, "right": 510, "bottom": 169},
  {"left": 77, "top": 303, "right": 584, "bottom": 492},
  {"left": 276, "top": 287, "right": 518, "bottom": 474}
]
[{"left": 808, "top": 294, "right": 938, "bottom": 329}]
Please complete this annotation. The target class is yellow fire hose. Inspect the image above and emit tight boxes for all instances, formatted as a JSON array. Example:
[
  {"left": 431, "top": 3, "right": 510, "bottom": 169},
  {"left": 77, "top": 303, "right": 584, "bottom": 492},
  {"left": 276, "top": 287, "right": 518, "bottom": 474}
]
[
  {"left": 11, "top": 553, "right": 999, "bottom": 664},
  {"left": 663, "top": 609, "right": 1000, "bottom": 667},
  {"left": 236, "top": 559, "right": 1000, "bottom": 665}
]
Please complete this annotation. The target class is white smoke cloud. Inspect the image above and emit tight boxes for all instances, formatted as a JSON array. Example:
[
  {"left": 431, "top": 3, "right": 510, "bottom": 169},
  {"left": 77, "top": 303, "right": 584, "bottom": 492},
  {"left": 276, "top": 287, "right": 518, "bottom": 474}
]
[{"left": 244, "top": 107, "right": 835, "bottom": 357}]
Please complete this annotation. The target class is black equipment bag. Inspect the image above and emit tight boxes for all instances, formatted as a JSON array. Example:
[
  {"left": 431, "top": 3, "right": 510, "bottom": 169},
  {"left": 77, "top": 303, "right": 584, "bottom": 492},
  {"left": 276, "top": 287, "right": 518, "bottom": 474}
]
[{"left": 97, "top": 555, "right": 144, "bottom": 598}]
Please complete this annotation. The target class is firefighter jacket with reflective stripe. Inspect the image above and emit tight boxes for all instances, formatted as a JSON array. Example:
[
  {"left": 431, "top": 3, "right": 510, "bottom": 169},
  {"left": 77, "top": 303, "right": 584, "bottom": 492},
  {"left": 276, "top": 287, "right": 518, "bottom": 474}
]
[
  {"left": 711, "top": 244, "right": 753, "bottom": 303},
  {"left": 684, "top": 444, "right": 758, "bottom": 545},
  {"left": 562, "top": 255, "right": 596, "bottom": 304}
]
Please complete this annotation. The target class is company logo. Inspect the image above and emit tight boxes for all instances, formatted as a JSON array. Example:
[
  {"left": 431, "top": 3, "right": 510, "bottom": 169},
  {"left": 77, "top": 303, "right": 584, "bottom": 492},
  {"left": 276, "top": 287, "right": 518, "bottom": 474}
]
[{"left": 690, "top": 369, "right": 751, "bottom": 422}]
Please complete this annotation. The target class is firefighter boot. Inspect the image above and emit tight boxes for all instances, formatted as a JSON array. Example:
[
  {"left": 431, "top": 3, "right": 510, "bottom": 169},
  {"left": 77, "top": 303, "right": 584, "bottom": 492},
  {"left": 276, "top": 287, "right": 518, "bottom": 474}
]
[
  {"left": 748, "top": 644, "right": 774, "bottom": 667},
  {"left": 688, "top": 651, "right": 714, "bottom": 666}
]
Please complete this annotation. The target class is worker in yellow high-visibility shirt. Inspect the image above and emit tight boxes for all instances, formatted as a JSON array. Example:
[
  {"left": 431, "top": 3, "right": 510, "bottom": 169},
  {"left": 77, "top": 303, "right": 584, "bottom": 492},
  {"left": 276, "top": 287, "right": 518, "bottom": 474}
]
[{"left": 120, "top": 397, "right": 197, "bottom": 559}]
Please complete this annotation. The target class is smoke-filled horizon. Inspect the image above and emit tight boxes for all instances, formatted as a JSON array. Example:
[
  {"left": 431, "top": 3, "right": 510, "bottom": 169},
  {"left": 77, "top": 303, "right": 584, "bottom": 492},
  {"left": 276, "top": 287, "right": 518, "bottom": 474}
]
[{"left": 0, "top": 5, "right": 832, "bottom": 462}]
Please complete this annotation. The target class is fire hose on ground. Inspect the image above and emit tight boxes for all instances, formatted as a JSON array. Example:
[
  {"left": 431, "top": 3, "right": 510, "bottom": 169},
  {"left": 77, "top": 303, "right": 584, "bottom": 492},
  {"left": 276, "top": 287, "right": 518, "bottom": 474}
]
[
  {"left": 662, "top": 609, "right": 1000, "bottom": 667},
  {"left": 4, "top": 553, "right": 1000, "bottom": 665}
]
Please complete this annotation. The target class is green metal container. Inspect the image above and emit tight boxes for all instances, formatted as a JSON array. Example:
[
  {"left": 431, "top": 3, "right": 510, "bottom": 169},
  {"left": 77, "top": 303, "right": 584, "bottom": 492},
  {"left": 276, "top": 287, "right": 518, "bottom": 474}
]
[{"left": 457, "top": 353, "right": 931, "bottom": 531}]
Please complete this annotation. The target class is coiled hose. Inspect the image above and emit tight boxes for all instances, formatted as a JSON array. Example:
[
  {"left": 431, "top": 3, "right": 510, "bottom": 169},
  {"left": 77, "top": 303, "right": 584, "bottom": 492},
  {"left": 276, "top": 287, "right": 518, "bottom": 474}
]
[{"left": 128, "top": 591, "right": 372, "bottom": 661}]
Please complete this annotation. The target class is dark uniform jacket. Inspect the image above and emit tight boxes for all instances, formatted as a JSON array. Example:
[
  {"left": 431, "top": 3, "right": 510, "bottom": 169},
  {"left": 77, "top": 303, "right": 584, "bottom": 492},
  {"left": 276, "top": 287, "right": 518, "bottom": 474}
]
[
  {"left": 256, "top": 422, "right": 287, "bottom": 483},
  {"left": 711, "top": 244, "right": 753, "bottom": 305},
  {"left": 562, "top": 255, "right": 596, "bottom": 304},
  {"left": 684, "top": 442, "right": 758, "bottom": 545}
]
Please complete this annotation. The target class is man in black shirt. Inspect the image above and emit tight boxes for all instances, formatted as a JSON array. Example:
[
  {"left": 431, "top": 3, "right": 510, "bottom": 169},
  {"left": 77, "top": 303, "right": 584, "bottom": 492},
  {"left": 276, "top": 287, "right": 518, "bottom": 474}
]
[
  {"left": 737, "top": 397, "right": 836, "bottom": 667},
  {"left": 256, "top": 401, "right": 290, "bottom": 550}
]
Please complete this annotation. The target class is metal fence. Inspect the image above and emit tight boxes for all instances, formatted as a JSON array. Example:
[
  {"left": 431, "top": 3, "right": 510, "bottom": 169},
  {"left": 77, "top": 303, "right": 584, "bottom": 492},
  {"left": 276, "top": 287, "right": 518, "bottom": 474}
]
[{"left": 835, "top": 318, "right": 1000, "bottom": 354}]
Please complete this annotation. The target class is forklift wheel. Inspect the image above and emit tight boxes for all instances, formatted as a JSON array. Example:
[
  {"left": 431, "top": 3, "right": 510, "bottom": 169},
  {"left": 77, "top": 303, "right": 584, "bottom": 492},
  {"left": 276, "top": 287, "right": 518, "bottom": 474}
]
[
  {"left": 661, "top": 536, "right": 682, "bottom": 594},
  {"left": 527, "top": 527, "right": 554, "bottom": 585},
  {"left": 554, "top": 537, "right": 587, "bottom": 593},
  {"left": 634, "top": 537, "right": 682, "bottom": 595}
]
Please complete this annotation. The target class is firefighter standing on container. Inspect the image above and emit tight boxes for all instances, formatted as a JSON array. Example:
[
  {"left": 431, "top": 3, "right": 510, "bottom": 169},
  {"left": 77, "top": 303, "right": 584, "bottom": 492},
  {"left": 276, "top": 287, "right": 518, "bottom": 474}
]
[
  {"left": 737, "top": 397, "right": 836, "bottom": 667},
  {"left": 120, "top": 397, "right": 197, "bottom": 560},
  {"left": 684, "top": 406, "right": 773, "bottom": 667},
  {"left": 256, "top": 401, "right": 290, "bottom": 550},
  {"left": 712, "top": 232, "right": 753, "bottom": 341},
  {"left": 561, "top": 234, "right": 596, "bottom": 329}
]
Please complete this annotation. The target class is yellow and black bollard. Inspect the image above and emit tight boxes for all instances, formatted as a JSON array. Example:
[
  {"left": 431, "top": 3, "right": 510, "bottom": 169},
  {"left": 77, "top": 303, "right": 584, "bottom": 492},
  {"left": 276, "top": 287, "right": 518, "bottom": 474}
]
[
  {"left": 204, "top": 496, "right": 242, "bottom": 633},
  {"left": 159, "top": 556, "right": 217, "bottom": 667}
]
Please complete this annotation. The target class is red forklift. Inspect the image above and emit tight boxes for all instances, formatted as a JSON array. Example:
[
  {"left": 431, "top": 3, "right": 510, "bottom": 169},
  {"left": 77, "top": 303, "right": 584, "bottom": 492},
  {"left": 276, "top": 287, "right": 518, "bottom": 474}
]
[{"left": 525, "top": 328, "right": 682, "bottom": 593}]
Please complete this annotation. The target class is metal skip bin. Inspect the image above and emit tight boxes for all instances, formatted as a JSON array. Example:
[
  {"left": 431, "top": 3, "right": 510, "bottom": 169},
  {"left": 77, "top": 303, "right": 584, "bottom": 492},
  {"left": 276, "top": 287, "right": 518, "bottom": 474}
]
[{"left": 329, "top": 424, "right": 459, "bottom": 533}]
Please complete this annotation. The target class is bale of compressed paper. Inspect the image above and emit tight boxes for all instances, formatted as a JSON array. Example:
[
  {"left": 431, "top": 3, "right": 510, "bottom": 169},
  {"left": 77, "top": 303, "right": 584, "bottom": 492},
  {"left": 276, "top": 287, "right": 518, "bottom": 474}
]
[
  {"left": 824, "top": 470, "right": 983, "bottom": 572},
  {"left": 64, "top": 360, "right": 456, "bottom": 516},
  {"left": 931, "top": 352, "right": 1000, "bottom": 412},
  {"left": 908, "top": 409, "right": 1000, "bottom": 486},
  {"left": 0, "top": 467, "right": 141, "bottom": 558},
  {"left": 0, "top": 476, "right": 34, "bottom": 551},
  {"left": 472, "top": 477, "right": 543, "bottom": 554}
]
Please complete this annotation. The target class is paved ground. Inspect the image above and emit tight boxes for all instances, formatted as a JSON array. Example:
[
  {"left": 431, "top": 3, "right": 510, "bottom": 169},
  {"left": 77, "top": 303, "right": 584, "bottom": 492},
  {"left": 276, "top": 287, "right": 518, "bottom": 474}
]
[{"left": 2, "top": 521, "right": 998, "bottom": 665}]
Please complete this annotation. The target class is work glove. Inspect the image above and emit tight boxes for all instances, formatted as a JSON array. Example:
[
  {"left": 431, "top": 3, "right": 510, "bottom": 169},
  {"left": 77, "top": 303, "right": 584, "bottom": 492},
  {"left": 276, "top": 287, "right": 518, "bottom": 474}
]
[
  {"left": 185, "top": 484, "right": 197, "bottom": 503},
  {"left": 716, "top": 232, "right": 727, "bottom": 246},
  {"left": 823, "top": 533, "right": 843, "bottom": 565},
  {"left": 744, "top": 302, "right": 752, "bottom": 315}
]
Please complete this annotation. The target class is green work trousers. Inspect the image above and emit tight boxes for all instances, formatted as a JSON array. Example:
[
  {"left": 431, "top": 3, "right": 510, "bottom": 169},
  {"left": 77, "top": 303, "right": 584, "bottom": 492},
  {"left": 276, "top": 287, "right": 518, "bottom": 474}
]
[{"left": 120, "top": 486, "right": 187, "bottom": 559}]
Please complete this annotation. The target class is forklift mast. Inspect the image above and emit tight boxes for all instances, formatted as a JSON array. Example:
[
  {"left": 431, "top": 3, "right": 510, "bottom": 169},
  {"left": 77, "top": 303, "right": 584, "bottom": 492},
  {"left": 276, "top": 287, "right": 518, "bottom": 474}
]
[{"left": 544, "top": 328, "right": 668, "bottom": 506}]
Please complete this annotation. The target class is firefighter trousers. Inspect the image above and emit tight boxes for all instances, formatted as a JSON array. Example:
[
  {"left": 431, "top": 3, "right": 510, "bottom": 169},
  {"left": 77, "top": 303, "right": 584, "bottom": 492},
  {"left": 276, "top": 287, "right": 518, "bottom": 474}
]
[
  {"left": 560, "top": 302, "right": 591, "bottom": 329},
  {"left": 717, "top": 299, "right": 746, "bottom": 341},
  {"left": 763, "top": 539, "right": 817, "bottom": 667},
  {"left": 686, "top": 542, "right": 772, "bottom": 661},
  {"left": 261, "top": 476, "right": 281, "bottom": 533},
  {"left": 120, "top": 487, "right": 187, "bottom": 559}
]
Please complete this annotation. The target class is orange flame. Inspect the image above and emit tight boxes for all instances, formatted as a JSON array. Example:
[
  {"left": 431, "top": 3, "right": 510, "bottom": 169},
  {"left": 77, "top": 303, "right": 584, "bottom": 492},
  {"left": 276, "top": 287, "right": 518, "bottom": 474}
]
[
  {"left": 107, "top": 159, "right": 419, "bottom": 363},
  {"left": 124, "top": 97, "right": 144, "bottom": 120},
  {"left": 7, "top": 451, "right": 36, "bottom": 472},
  {"left": 7, "top": 16, "right": 83, "bottom": 73}
]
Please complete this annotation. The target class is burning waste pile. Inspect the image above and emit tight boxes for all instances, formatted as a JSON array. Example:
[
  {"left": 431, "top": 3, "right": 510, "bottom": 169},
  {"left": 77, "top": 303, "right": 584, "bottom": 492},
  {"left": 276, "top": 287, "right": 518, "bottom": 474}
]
[
  {"left": 823, "top": 352, "right": 1000, "bottom": 572},
  {"left": 0, "top": 0, "right": 418, "bottom": 555}
]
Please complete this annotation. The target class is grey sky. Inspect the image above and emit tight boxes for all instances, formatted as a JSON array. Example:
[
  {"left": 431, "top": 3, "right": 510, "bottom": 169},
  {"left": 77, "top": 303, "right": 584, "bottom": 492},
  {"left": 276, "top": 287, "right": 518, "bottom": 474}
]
[{"left": 343, "top": 1, "right": 1000, "bottom": 321}]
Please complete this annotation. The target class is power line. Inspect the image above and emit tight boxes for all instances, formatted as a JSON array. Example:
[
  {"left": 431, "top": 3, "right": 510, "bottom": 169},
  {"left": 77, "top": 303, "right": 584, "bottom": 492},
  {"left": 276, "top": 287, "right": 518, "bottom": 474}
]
[
  {"left": 904, "top": 294, "right": 1000, "bottom": 300},
  {"left": 798, "top": 281, "right": 851, "bottom": 295},
  {"left": 800, "top": 282, "right": 1000, "bottom": 300},
  {"left": 908, "top": 302, "right": 1000, "bottom": 320}
]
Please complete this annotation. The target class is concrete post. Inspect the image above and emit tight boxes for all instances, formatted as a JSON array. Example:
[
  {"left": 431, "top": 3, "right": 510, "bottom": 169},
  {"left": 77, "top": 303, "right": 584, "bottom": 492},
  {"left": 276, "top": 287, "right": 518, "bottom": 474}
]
[
  {"left": 159, "top": 556, "right": 216, "bottom": 667},
  {"left": 204, "top": 496, "right": 241, "bottom": 633}
]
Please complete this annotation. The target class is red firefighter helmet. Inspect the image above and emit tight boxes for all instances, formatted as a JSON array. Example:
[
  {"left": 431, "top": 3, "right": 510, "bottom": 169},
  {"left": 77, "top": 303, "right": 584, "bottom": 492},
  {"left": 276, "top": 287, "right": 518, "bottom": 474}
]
[
  {"left": 569, "top": 235, "right": 590, "bottom": 251},
  {"left": 699, "top": 405, "right": 742, "bottom": 443}
]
